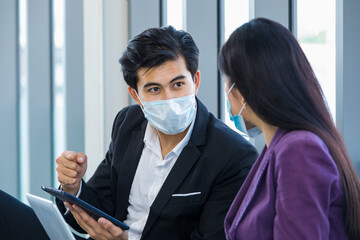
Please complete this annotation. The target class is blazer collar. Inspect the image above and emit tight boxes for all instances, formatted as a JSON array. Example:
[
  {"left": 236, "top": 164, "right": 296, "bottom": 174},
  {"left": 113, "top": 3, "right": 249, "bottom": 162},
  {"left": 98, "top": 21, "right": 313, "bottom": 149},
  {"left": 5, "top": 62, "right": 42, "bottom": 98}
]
[
  {"left": 116, "top": 119, "right": 147, "bottom": 220},
  {"left": 188, "top": 97, "right": 209, "bottom": 146},
  {"left": 227, "top": 128, "right": 288, "bottom": 238}
]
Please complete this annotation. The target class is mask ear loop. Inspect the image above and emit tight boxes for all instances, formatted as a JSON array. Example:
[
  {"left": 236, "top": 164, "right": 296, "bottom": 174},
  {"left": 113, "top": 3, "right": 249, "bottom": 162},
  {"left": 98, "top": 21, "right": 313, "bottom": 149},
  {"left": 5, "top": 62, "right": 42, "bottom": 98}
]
[
  {"left": 228, "top": 84, "right": 247, "bottom": 116},
  {"left": 227, "top": 83, "right": 236, "bottom": 96},
  {"left": 134, "top": 90, "right": 146, "bottom": 114},
  {"left": 191, "top": 81, "right": 198, "bottom": 112},
  {"left": 239, "top": 102, "right": 247, "bottom": 115}
]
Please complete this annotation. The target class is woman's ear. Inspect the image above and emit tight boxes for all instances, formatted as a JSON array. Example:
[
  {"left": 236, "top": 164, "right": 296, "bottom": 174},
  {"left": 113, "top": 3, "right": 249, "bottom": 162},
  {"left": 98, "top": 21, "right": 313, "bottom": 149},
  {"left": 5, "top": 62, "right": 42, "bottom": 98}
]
[{"left": 240, "top": 96, "right": 246, "bottom": 105}]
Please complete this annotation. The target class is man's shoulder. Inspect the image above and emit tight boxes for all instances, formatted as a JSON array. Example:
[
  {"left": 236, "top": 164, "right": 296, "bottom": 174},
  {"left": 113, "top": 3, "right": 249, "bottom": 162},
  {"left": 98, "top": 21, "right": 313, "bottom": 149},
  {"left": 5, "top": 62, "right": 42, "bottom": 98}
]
[
  {"left": 194, "top": 114, "right": 257, "bottom": 164},
  {"left": 110, "top": 104, "right": 145, "bottom": 137},
  {"left": 116, "top": 104, "right": 142, "bottom": 118},
  {"left": 113, "top": 104, "right": 143, "bottom": 125},
  {"left": 192, "top": 114, "right": 258, "bottom": 178},
  {"left": 194, "top": 99, "right": 254, "bottom": 150}
]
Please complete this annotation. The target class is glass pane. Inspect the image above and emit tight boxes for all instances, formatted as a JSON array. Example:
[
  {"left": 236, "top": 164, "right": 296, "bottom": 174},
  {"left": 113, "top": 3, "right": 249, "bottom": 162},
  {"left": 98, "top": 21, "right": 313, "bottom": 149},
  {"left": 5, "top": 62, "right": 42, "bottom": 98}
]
[
  {"left": 224, "top": 0, "right": 249, "bottom": 40},
  {"left": 297, "top": 0, "right": 336, "bottom": 121},
  {"left": 223, "top": 0, "right": 249, "bottom": 135},
  {"left": 166, "top": 0, "right": 185, "bottom": 30},
  {"left": 19, "top": 0, "right": 30, "bottom": 203},
  {"left": 52, "top": 0, "right": 66, "bottom": 188}
]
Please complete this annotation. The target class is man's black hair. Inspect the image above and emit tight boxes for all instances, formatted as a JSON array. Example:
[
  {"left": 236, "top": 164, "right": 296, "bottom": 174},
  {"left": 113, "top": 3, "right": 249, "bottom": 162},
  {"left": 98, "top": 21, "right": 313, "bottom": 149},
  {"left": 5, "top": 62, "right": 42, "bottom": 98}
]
[{"left": 119, "top": 26, "right": 199, "bottom": 91}]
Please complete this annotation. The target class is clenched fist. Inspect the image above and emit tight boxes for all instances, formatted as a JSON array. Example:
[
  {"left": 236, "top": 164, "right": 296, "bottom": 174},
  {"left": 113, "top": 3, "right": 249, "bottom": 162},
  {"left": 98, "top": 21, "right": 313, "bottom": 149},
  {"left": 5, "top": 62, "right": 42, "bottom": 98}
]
[{"left": 56, "top": 151, "right": 87, "bottom": 196}]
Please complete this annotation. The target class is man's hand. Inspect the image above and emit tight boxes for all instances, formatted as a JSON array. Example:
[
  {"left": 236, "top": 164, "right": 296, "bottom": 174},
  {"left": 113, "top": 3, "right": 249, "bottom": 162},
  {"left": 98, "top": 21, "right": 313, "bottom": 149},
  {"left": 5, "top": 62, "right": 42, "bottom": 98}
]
[
  {"left": 56, "top": 151, "right": 87, "bottom": 196},
  {"left": 65, "top": 203, "right": 128, "bottom": 240}
]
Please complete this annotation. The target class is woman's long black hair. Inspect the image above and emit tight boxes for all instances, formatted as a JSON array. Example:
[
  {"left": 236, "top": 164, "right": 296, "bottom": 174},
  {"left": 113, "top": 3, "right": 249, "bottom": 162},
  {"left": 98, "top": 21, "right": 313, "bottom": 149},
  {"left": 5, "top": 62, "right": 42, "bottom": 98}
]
[{"left": 218, "top": 18, "right": 360, "bottom": 239}]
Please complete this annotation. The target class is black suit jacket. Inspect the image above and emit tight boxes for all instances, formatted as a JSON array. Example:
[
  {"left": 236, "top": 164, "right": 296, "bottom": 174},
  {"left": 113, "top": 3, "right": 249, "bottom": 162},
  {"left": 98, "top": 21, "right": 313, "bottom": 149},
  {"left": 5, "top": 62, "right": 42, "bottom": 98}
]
[{"left": 58, "top": 98, "right": 258, "bottom": 239}]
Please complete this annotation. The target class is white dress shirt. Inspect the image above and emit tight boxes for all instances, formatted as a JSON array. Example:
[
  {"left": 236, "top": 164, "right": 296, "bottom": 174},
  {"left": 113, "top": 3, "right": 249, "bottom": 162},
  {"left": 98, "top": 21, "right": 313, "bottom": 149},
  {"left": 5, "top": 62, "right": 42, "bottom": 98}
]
[{"left": 124, "top": 117, "right": 196, "bottom": 240}]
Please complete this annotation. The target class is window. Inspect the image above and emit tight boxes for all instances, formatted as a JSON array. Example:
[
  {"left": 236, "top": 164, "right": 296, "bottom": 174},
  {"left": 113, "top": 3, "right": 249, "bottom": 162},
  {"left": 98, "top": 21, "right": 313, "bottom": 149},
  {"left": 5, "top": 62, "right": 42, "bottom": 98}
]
[
  {"left": 163, "top": 0, "right": 186, "bottom": 30},
  {"left": 297, "top": 0, "right": 336, "bottom": 121},
  {"left": 52, "top": 0, "right": 66, "bottom": 188},
  {"left": 222, "top": 0, "right": 250, "bottom": 134},
  {"left": 224, "top": 0, "right": 249, "bottom": 40},
  {"left": 19, "top": 0, "right": 30, "bottom": 202}
]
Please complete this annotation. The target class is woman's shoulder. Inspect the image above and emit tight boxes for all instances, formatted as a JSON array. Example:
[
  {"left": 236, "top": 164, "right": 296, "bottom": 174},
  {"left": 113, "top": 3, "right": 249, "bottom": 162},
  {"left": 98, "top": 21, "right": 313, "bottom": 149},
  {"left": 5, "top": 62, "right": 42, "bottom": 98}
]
[
  {"left": 272, "top": 129, "right": 338, "bottom": 177},
  {"left": 281, "top": 129, "right": 323, "bottom": 141},
  {"left": 276, "top": 129, "right": 328, "bottom": 153}
]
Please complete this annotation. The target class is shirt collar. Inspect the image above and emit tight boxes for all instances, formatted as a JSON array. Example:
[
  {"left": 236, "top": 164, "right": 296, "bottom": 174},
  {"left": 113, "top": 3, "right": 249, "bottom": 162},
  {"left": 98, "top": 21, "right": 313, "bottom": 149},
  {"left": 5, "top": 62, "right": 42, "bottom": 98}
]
[
  {"left": 171, "top": 113, "right": 196, "bottom": 157},
  {"left": 143, "top": 122, "right": 160, "bottom": 150}
]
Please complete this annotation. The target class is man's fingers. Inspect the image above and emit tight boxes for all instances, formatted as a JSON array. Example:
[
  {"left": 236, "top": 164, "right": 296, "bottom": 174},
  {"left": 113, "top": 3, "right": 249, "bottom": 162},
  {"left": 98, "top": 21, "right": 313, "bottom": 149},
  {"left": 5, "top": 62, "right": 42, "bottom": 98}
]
[
  {"left": 58, "top": 160, "right": 82, "bottom": 173},
  {"left": 77, "top": 152, "right": 87, "bottom": 164},
  {"left": 56, "top": 151, "right": 86, "bottom": 196},
  {"left": 73, "top": 205, "right": 93, "bottom": 223},
  {"left": 56, "top": 165, "right": 78, "bottom": 178},
  {"left": 68, "top": 204, "right": 126, "bottom": 240},
  {"left": 98, "top": 218, "right": 124, "bottom": 237},
  {"left": 99, "top": 218, "right": 112, "bottom": 230},
  {"left": 71, "top": 205, "right": 112, "bottom": 239},
  {"left": 57, "top": 174, "right": 77, "bottom": 185},
  {"left": 68, "top": 205, "right": 93, "bottom": 235},
  {"left": 69, "top": 205, "right": 94, "bottom": 233},
  {"left": 61, "top": 151, "right": 77, "bottom": 161},
  {"left": 57, "top": 152, "right": 86, "bottom": 175}
]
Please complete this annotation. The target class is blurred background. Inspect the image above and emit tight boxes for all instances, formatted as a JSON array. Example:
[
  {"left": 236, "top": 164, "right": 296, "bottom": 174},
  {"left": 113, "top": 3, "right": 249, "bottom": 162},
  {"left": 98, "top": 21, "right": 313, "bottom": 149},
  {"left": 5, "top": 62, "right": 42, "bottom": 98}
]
[{"left": 1, "top": 0, "right": 359, "bottom": 203}]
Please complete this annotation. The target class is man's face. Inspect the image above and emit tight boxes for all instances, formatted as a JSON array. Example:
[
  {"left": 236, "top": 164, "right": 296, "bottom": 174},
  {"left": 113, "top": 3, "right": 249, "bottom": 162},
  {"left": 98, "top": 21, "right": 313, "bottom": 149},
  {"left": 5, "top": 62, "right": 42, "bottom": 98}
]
[{"left": 129, "top": 56, "right": 200, "bottom": 105}]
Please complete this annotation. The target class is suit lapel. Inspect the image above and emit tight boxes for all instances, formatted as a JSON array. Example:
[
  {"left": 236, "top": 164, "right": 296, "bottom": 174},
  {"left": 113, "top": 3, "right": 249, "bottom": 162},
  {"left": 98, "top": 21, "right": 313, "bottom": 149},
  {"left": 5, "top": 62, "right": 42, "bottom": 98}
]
[
  {"left": 116, "top": 121, "right": 146, "bottom": 220},
  {"left": 141, "top": 142, "right": 201, "bottom": 237}
]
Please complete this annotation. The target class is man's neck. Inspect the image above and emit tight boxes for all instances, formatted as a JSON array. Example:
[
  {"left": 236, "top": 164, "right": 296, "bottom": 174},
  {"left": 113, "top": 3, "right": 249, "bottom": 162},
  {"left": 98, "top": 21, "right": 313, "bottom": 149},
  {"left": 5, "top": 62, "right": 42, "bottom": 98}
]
[{"left": 157, "top": 126, "right": 190, "bottom": 159}]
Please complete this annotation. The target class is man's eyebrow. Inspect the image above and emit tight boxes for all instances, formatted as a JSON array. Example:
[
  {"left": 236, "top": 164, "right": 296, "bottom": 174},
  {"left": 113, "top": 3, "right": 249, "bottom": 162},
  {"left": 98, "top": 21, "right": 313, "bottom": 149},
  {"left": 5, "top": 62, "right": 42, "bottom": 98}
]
[
  {"left": 142, "top": 75, "right": 187, "bottom": 89},
  {"left": 170, "top": 75, "right": 186, "bottom": 83},
  {"left": 143, "top": 82, "right": 161, "bottom": 89}
]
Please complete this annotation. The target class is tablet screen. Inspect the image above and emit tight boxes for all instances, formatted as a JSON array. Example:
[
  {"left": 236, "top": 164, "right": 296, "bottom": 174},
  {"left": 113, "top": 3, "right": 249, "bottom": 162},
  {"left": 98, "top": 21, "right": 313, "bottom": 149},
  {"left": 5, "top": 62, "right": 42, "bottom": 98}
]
[{"left": 26, "top": 193, "right": 76, "bottom": 240}]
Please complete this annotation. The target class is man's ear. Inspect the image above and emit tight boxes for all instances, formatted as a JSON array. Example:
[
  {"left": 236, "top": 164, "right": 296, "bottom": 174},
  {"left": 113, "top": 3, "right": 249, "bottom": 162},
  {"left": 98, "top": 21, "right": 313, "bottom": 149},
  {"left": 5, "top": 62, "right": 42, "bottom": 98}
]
[
  {"left": 194, "top": 70, "right": 200, "bottom": 95},
  {"left": 128, "top": 86, "right": 142, "bottom": 106}
]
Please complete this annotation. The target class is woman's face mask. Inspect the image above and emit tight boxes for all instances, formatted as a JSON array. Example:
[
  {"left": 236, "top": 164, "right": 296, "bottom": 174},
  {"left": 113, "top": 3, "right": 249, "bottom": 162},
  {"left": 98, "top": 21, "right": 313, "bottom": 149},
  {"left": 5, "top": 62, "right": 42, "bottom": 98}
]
[{"left": 225, "top": 83, "right": 261, "bottom": 138}]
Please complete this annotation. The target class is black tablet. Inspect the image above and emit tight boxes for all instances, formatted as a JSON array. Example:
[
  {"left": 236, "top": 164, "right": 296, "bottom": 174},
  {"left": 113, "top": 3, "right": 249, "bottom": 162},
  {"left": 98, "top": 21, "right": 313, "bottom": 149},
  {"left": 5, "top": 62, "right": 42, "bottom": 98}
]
[{"left": 41, "top": 185, "right": 130, "bottom": 230}]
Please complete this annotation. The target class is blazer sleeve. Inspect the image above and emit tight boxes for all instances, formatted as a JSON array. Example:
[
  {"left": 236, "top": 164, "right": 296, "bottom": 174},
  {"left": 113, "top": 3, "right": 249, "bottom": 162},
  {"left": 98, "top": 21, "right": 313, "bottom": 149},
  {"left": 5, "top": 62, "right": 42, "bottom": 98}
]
[
  {"left": 56, "top": 108, "right": 129, "bottom": 233},
  {"left": 191, "top": 146, "right": 258, "bottom": 239},
  {"left": 273, "top": 136, "right": 340, "bottom": 240}
]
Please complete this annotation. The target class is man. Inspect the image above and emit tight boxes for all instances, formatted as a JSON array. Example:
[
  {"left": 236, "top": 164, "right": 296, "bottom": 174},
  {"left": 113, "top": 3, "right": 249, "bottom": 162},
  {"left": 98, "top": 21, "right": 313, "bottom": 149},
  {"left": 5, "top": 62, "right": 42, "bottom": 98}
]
[{"left": 56, "top": 26, "right": 258, "bottom": 240}]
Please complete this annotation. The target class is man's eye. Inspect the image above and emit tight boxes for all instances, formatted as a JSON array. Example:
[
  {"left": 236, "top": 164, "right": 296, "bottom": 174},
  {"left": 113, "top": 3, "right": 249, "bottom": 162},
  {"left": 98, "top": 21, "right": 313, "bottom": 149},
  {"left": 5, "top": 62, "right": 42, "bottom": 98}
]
[
  {"left": 148, "top": 87, "right": 159, "bottom": 93},
  {"left": 174, "top": 82, "right": 184, "bottom": 88}
]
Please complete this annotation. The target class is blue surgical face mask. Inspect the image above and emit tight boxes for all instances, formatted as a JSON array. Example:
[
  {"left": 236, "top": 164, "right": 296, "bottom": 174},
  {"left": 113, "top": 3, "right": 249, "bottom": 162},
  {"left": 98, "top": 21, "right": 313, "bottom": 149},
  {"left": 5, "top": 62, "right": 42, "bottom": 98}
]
[
  {"left": 136, "top": 92, "right": 197, "bottom": 135},
  {"left": 225, "top": 83, "right": 261, "bottom": 138}
]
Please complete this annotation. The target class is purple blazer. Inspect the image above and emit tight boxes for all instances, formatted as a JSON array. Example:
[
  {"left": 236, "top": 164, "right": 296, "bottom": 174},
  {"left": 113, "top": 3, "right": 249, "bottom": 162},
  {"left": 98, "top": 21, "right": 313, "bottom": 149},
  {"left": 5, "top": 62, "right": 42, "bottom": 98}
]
[{"left": 225, "top": 128, "right": 348, "bottom": 240}]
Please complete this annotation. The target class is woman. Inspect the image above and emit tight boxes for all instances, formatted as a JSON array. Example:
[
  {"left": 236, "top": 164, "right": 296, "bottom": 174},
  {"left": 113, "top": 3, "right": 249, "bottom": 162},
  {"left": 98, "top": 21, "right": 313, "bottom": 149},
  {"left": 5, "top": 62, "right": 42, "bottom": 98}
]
[{"left": 219, "top": 18, "right": 360, "bottom": 240}]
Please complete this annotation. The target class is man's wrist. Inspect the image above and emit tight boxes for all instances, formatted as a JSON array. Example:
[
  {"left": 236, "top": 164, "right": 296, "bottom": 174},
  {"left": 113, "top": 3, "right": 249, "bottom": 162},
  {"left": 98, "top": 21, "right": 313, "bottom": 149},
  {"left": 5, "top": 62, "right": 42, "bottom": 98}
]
[{"left": 61, "top": 182, "right": 82, "bottom": 196}]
